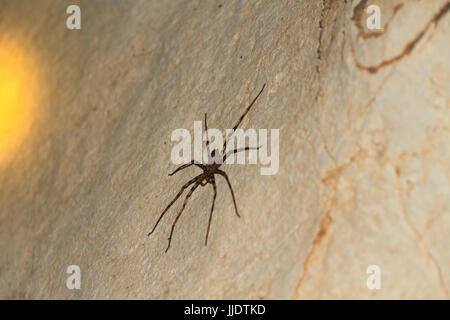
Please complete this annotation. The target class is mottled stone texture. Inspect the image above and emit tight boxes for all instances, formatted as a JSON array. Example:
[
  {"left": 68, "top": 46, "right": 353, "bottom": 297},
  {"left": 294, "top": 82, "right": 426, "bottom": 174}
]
[{"left": 0, "top": 0, "right": 448, "bottom": 299}]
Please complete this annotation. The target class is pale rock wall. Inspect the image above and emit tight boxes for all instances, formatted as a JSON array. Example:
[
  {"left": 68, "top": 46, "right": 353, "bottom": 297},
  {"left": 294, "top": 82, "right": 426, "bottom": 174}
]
[{"left": 0, "top": 0, "right": 448, "bottom": 299}]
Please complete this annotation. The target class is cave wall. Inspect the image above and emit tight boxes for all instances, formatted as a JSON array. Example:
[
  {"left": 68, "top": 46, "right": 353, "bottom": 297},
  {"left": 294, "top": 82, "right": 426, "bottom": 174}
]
[{"left": 0, "top": 0, "right": 449, "bottom": 299}]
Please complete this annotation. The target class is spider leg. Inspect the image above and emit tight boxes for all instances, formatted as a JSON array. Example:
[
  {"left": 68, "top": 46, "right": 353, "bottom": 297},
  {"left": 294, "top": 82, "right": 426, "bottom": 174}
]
[
  {"left": 169, "top": 160, "right": 205, "bottom": 176},
  {"left": 223, "top": 146, "right": 261, "bottom": 163},
  {"left": 166, "top": 182, "right": 200, "bottom": 252},
  {"left": 222, "top": 83, "right": 266, "bottom": 155},
  {"left": 205, "top": 113, "right": 213, "bottom": 164},
  {"left": 204, "top": 178, "right": 217, "bottom": 246},
  {"left": 216, "top": 169, "right": 240, "bottom": 218},
  {"left": 148, "top": 175, "right": 200, "bottom": 237},
  {"left": 205, "top": 113, "right": 210, "bottom": 146}
]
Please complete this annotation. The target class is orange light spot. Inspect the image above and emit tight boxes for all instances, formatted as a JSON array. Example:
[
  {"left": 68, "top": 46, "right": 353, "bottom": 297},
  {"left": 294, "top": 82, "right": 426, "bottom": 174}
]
[{"left": 0, "top": 37, "right": 38, "bottom": 167}]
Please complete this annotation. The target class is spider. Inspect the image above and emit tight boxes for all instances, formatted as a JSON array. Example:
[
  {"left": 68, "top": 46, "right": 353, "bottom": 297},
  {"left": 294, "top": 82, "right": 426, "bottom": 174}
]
[{"left": 148, "top": 83, "right": 266, "bottom": 252}]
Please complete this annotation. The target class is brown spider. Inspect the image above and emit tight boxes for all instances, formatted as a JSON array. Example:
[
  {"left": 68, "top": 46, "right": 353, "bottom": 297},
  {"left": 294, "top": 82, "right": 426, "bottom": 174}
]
[{"left": 148, "top": 83, "right": 266, "bottom": 252}]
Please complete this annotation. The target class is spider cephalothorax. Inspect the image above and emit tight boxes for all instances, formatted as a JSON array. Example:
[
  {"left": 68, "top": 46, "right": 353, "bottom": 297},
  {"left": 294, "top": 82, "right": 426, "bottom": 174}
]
[{"left": 148, "top": 83, "right": 266, "bottom": 252}]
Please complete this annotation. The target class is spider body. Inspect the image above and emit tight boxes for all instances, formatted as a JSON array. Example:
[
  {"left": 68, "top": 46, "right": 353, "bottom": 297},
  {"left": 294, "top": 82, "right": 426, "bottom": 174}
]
[{"left": 148, "top": 84, "right": 266, "bottom": 252}]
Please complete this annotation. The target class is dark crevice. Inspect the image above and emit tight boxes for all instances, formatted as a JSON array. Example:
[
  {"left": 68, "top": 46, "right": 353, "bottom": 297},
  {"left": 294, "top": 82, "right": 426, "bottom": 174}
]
[{"left": 316, "top": 0, "right": 330, "bottom": 75}]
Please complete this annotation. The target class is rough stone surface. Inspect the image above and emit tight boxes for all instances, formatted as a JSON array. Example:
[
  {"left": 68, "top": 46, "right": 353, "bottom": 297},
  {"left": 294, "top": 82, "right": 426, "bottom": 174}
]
[{"left": 0, "top": 0, "right": 449, "bottom": 299}]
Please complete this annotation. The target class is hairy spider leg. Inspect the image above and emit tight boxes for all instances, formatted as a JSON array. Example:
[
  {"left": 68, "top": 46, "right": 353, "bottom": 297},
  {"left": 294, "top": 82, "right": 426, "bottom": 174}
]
[
  {"left": 168, "top": 160, "right": 205, "bottom": 176},
  {"left": 223, "top": 146, "right": 261, "bottom": 163},
  {"left": 205, "top": 113, "right": 211, "bottom": 150},
  {"left": 204, "top": 177, "right": 217, "bottom": 246},
  {"left": 148, "top": 175, "right": 200, "bottom": 237},
  {"left": 166, "top": 182, "right": 200, "bottom": 252},
  {"left": 217, "top": 169, "right": 240, "bottom": 218},
  {"left": 204, "top": 113, "right": 218, "bottom": 163},
  {"left": 204, "top": 113, "right": 212, "bottom": 164},
  {"left": 222, "top": 83, "right": 266, "bottom": 156}
]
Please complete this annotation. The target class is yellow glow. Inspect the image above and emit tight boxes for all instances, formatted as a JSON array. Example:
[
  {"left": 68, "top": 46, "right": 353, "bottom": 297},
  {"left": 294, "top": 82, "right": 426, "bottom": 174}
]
[{"left": 0, "top": 37, "right": 37, "bottom": 167}]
